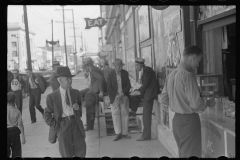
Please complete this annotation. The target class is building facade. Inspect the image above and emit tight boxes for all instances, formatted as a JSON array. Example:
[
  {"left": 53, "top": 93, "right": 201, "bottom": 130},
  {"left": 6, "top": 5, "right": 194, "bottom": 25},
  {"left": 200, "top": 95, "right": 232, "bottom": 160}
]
[
  {"left": 101, "top": 5, "right": 236, "bottom": 158},
  {"left": 7, "top": 22, "right": 36, "bottom": 71}
]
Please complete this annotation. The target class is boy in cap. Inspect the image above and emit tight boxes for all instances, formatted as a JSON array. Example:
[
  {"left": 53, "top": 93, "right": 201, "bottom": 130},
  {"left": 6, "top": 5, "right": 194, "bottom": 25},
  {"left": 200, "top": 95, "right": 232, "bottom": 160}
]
[
  {"left": 44, "top": 66, "right": 86, "bottom": 157},
  {"left": 107, "top": 59, "right": 131, "bottom": 141},
  {"left": 131, "top": 57, "right": 159, "bottom": 141}
]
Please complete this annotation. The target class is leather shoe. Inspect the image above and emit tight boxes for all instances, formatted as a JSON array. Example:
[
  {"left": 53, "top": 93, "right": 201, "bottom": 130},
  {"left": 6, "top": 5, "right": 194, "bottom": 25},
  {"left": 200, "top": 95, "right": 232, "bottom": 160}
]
[
  {"left": 113, "top": 134, "right": 122, "bottom": 141},
  {"left": 31, "top": 121, "right": 36, "bottom": 123},
  {"left": 122, "top": 134, "right": 131, "bottom": 139},
  {"left": 136, "top": 137, "right": 151, "bottom": 141},
  {"left": 85, "top": 128, "right": 89, "bottom": 131}
]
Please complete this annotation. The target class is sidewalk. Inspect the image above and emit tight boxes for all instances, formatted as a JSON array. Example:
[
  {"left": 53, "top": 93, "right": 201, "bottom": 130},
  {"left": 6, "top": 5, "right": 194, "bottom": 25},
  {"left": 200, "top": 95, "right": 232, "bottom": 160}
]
[{"left": 20, "top": 72, "right": 172, "bottom": 158}]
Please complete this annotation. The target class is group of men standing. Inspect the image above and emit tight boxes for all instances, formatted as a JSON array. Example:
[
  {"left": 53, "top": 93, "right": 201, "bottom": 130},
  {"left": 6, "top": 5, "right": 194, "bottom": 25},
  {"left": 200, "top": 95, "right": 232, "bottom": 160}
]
[{"left": 8, "top": 45, "right": 214, "bottom": 158}]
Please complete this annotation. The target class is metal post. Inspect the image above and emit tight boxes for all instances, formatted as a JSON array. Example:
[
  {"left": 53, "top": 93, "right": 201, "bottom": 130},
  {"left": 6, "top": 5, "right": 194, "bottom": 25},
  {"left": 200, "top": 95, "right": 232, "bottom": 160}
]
[
  {"left": 71, "top": 9, "right": 77, "bottom": 73},
  {"left": 23, "top": 5, "right": 32, "bottom": 71},
  {"left": 62, "top": 6, "right": 68, "bottom": 66},
  {"left": 52, "top": 19, "right": 54, "bottom": 63},
  {"left": 96, "top": 94, "right": 101, "bottom": 138}
]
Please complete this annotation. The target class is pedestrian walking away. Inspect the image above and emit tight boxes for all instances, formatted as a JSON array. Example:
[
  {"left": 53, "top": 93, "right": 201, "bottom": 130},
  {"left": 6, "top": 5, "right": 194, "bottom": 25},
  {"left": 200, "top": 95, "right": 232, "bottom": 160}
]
[
  {"left": 7, "top": 92, "right": 26, "bottom": 158},
  {"left": 107, "top": 59, "right": 131, "bottom": 141},
  {"left": 159, "top": 45, "right": 216, "bottom": 158},
  {"left": 102, "top": 60, "right": 113, "bottom": 83},
  {"left": 9, "top": 69, "right": 25, "bottom": 114},
  {"left": 48, "top": 61, "right": 61, "bottom": 92},
  {"left": 82, "top": 57, "right": 107, "bottom": 131},
  {"left": 131, "top": 57, "right": 159, "bottom": 141},
  {"left": 25, "top": 68, "right": 48, "bottom": 123},
  {"left": 44, "top": 66, "right": 86, "bottom": 158}
]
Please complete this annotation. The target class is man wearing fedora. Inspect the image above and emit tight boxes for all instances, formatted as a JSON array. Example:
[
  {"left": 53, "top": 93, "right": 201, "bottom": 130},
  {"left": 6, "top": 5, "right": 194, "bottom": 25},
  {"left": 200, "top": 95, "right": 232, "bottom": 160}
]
[
  {"left": 25, "top": 68, "right": 48, "bottom": 123},
  {"left": 131, "top": 57, "right": 159, "bottom": 141},
  {"left": 82, "top": 57, "right": 107, "bottom": 131},
  {"left": 44, "top": 66, "right": 86, "bottom": 157},
  {"left": 49, "top": 61, "right": 61, "bottom": 92},
  {"left": 107, "top": 59, "right": 131, "bottom": 141}
]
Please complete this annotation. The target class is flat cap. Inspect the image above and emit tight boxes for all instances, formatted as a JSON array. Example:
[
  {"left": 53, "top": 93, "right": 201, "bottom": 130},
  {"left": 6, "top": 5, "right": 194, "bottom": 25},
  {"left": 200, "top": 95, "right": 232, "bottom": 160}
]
[{"left": 135, "top": 57, "right": 145, "bottom": 65}]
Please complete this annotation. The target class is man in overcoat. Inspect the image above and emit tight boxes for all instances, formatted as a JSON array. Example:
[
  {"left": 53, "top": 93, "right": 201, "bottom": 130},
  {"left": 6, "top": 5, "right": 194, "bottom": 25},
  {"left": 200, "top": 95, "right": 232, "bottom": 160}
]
[
  {"left": 131, "top": 58, "right": 159, "bottom": 141},
  {"left": 107, "top": 59, "right": 131, "bottom": 141},
  {"left": 82, "top": 57, "right": 107, "bottom": 131},
  {"left": 25, "top": 68, "right": 48, "bottom": 123},
  {"left": 44, "top": 66, "right": 86, "bottom": 157}
]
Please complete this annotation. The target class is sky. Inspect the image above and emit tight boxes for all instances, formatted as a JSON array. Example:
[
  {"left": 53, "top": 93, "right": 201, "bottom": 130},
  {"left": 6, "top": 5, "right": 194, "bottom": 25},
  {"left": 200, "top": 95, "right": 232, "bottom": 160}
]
[{"left": 7, "top": 5, "right": 101, "bottom": 53}]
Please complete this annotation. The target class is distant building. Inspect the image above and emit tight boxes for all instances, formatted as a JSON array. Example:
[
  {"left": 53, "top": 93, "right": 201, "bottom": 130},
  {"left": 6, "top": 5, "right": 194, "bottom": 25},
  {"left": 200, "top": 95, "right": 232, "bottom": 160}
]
[
  {"left": 39, "top": 45, "right": 74, "bottom": 68},
  {"left": 7, "top": 22, "right": 36, "bottom": 71}
]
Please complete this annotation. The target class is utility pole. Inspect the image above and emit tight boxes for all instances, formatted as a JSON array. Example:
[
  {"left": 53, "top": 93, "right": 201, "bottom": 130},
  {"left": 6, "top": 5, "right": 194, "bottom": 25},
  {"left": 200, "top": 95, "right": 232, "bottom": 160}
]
[
  {"left": 46, "top": 19, "right": 59, "bottom": 65},
  {"left": 16, "top": 34, "right": 20, "bottom": 70},
  {"left": 23, "top": 5, "right": 32, "bottom": 71},
  {"left": 65, "top": 9, "right": 78, "bottom": 73},
  {"left": 55, "top": 6, "right": 69, "bottom": 66}
]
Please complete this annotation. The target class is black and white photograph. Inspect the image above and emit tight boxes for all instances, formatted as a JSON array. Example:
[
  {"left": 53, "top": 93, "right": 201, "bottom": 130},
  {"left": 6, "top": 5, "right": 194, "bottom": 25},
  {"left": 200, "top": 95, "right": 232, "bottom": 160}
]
[{"left": 7, "top": 5, "right": 235, "bottom": 159}]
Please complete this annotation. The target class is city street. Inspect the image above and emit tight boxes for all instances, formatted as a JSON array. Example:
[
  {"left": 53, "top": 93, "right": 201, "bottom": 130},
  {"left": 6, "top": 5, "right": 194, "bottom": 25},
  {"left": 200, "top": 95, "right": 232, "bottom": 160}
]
[{"left": 20, "top": 72, "right": 172, "bottom": 158}]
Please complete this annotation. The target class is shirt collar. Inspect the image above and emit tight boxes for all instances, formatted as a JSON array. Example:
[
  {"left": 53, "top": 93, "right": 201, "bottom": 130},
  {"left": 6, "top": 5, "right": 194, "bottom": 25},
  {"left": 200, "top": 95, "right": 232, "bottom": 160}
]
[
  {"left": 60, "top": 86, "right": 67, "bottom": 94},
  {"left": 177, "top": 62, "right": 194, "bottom": 73}
]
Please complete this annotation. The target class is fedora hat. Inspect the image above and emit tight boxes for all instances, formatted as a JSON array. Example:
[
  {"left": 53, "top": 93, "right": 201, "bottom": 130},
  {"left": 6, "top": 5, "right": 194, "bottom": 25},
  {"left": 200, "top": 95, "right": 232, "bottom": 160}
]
[
  {"left": 56, "top": 66, "right": 75, "bottom": 78},
  {"left": 83, "top": 57, "right": 94, "bottom": 66},
  {"left": 52, "top": 61, "right": 60, "bottom": 67},
  {"left": 135, "top": 57, "right": 145, "bottom": 65},
  {"left": 113, "top": 59, "right": 124, "bottom": 66}
]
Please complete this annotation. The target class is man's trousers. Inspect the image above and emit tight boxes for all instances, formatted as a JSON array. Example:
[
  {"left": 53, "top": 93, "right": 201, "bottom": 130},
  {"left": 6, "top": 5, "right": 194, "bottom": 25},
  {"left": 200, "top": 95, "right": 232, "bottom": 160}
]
[
  {"left": 141, "top": 99, "right": 154, "bottom": 139},
  {"left": 57, "top": 117, "right": 86, "bottom": 157},
  {"left": 13, "top": 90, "right": 23, "bottom": 114},
  {"left": 172, "top": 112, "right": 202, "bottom": 158},
  {"left": 29, "top": 88, "right": 44, "bottom": 122},
  {"left": 110, "top": 96, "right": 129, "bottom": 135},
  {"left": 7, "top": 127, "right": 21, "bottom": 158},
  {"left": 84, "top": 92, "right": 96, "bottom": 130}
]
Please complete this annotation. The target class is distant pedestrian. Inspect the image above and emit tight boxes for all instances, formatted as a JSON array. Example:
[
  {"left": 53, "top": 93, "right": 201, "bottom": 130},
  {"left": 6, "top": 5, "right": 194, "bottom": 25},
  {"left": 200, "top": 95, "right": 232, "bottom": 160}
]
[
  {"left": 7, "top": 92, "right": 26, "bottom": 158},
  {"left": 82, "top": 57, "right": 107, "bottom": 131},
  {"left": 44, "top": 66, "right": 86, "bottom": 157},
  {"left": 9, "top": 69, "right": 25, "bottom": 113},
  {"left": 102, "top": 61, "right": 113, "bottom": 83},
  {"left": 107, "top": 59, "right": 131, "bottom": 141},
  {"left": 49, "top": 61, "right": 61, "bottom": 92},
  {"left": 25, "top": 68, "right": 48, "bottom": 123},
  {"left": 131, "top": 58, "right": 159, "bottom": 141},
  {"left": 8, "top": 70, "right": 14, "bottom": 92},
  {"left": 159, "top": 45, "right": 216, "bottom": 157}
]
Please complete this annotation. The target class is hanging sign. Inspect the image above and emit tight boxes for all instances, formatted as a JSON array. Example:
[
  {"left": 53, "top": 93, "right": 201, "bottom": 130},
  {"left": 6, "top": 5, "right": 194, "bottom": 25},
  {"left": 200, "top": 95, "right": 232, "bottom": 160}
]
[
  {"left": 102, "top": 44, "right": 113, "bottom": 52},
  {"left": 151, "top": 6, "right": 169, "bottom": 10},
  {"left": 84, "top": 17, "right": 107, "bottom": 29}
]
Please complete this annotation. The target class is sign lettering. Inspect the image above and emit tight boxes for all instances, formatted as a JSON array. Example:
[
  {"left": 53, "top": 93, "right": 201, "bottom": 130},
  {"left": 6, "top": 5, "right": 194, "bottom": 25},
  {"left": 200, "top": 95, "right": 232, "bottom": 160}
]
[{"left": 84, "top": 17, "right": 107, "bottom": 29}]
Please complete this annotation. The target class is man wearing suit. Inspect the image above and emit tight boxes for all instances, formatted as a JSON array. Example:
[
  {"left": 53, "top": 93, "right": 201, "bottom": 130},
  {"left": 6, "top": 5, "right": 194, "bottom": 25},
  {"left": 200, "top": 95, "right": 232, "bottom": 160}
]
[
  {"left": 25, "top": 68, "right": 48, "bottom": 123},
  {"left": 44, "top": 66, "right": 86, "bottom": 157},
  {"left": 107, "top": 59, "right": 131, "bottom": 141},
  {"left": 82, "top": 57, "right": 107, "bottom": 131},
  {"left": 131, "top": 58, "right": 159, "bottom": 141},
  {"left": 49, "top": 61, "right": 61, "bottom": 92}
]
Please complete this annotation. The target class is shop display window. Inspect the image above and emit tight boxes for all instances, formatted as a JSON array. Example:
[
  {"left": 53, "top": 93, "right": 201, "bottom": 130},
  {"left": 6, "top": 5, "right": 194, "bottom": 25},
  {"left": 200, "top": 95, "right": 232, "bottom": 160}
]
[{"left": 196, "top": 74, "right": 224, "bottom": 97}]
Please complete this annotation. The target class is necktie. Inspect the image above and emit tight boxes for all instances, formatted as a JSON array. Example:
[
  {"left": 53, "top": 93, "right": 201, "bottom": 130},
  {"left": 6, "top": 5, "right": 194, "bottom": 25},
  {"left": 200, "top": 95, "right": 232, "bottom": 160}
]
[{"left": 65, "top": 90, "right": 70, "bottom": 106}]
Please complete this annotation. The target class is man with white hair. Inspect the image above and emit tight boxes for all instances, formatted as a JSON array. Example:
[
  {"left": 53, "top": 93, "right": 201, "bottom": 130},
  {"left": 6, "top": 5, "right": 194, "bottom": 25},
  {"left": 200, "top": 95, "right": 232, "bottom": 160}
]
[
  {"left": 44, "top": 66, "right": 86, "bottom": 157},
  {"left": 107, "top": 59, "right": 131, "bottom": 141}
]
